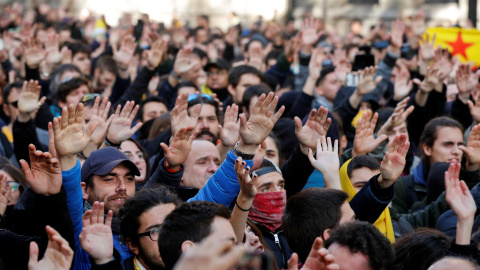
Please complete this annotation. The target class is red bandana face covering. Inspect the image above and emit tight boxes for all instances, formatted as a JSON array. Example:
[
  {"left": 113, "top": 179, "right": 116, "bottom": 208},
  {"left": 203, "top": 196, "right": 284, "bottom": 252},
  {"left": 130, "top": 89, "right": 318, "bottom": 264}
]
[{"left": 248, "top": 191, "right": 287, "bottom": 232}]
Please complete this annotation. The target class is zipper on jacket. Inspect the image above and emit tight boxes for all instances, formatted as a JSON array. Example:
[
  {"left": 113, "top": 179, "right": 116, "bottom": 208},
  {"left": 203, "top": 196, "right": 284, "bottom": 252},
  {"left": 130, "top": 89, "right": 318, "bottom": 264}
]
[{"left": 272, "top": 232, "right": 286, "bottom": 266}]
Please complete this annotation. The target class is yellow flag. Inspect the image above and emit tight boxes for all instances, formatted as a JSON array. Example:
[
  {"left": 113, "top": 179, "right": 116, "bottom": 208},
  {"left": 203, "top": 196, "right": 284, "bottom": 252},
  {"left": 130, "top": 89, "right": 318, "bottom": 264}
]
[{"left": 425, "top": 27, "right": 480, "bottom": 67}]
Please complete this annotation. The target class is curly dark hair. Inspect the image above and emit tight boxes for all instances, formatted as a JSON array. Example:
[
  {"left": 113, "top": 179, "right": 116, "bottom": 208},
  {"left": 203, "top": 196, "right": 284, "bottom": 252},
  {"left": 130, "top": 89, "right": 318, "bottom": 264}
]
[
  {"left": 119, "top": 186, "right": 181, "bottom": 245},
  {"left": 324, "top": 221, "right": 394, "bottom": 270},
  {"left": 158, "top": 201, "right": 231, "bottom": 270}
]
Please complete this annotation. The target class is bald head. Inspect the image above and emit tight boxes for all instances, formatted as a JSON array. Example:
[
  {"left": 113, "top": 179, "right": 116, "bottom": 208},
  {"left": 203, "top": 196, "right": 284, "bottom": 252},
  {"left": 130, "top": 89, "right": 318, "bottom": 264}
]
[
  {"left": 428, "top": 257, "right": 479, "bottom": 270},
  {"left": 181, "top": 140, "right": 221, "bottom": 189}
]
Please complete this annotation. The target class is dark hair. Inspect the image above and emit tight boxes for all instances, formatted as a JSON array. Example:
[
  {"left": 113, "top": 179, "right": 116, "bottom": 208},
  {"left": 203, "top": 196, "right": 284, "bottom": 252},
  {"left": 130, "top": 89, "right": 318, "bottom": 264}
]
[
  {"left": 56, "top": 77, "right": 90, "bottom": 103},
  {"left": 0, "top": 162, "right": 27, "bottom": 192},
  {"left": 283, "top": 188, "right": 349, "bottom": 263},
  {"left": 66, "top": 42, "right": 92, "bottom": 58},
  {"left": 95, "top": 55, "right": 117, "bottom": 75},
  {"left": 119, "top": 187, "right": 181, "bottom": 245},
  {"left": 120, "top": 138, "right": 151, "bottom": 183},
  {"left": 347, "top": 155, "right": 380, "bottom": 179},
  {"left": 324, "top": 221, "right": 394, "bottom": 270},
  {"left": 265, "top": 50, "right": 281, "bottom": 65},
  {"left": 148, "top": 113, "right": 172, "bottom": 140},
  {"left": 158, "top": 201, "right": 231, "bottom": 270},
  {"left": 3, "top": 81, "right": 24, "bottom": 104},
  {"left": 49, "top": 64, "right": 82, "bottom": 95},
  {"left": 392, "top": 228, "right": 451, "bottom": 270},
  {"left": 419, "top": 117, "right": 463, "bottom": 164},
  {"left": 187, "top": 96, "right": 221, "bottom": 120},
  {"left": 178, "top": 80, "right": 198, "bottom": 90},
  {"left": 137, "top": 96, "right": 169, "bottom": 122},
  {"left": 241, "top": 83, "right": 271, "bottom": 112},
  {"left": 228, "top": 65, "right": 263, "bottom": 88},
  {"left": 315, "top": 66, "right": 336, "bottom": 87}
]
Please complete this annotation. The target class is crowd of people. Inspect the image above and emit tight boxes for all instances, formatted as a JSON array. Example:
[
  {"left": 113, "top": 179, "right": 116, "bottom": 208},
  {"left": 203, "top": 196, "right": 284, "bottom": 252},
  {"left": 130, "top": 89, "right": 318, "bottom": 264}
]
[{"left": 0, "top": 1, "right": 480, "bottom": 270}]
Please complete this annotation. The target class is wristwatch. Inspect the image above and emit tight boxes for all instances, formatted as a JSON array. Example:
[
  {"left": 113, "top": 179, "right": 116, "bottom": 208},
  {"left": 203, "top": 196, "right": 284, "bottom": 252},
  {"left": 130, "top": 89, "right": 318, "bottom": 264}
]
[{"left": 233, "top": 141, "right": 255, "bottom": 160}]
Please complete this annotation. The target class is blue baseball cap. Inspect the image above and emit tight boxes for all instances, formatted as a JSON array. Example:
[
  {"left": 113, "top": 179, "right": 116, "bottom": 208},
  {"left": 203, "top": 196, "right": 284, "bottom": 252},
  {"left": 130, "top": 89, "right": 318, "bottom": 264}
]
[{"left": 81, "top": 147, "right": 140, "bottom": 183}]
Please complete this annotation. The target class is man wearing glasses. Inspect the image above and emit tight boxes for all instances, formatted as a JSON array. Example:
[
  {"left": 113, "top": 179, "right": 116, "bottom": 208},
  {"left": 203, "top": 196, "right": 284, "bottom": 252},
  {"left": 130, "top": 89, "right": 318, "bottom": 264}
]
[{"left": 118, "top": 187, "right": 181, "bottom": 270}]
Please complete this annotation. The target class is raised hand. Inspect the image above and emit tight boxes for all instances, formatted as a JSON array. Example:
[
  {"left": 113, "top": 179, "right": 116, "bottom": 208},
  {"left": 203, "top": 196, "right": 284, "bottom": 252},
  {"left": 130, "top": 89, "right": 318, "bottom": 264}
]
[
  {"left": 173, "top": 47, "right": 197, "bottom": 76},
  {"left": 352, "top": 111, "right": 388, "bottom": 157},
  {"left": 467, "top": 95, "right": 480, "bottom": 124},
  {"left": 146, "top": 39, "right": 167, "bottom": 71},
  {"left": 393, "top": 64, "right": 412, "bottom": 100},
  {"left": 44, "top": 33, "right": 62, "bottom": 67},
  {"left": 19, "top": 144, "right": 61, "bottom": 196},
  {"left": 377, "top": 97, "right": 414, "bottom": 139},
  {"left": 0, "top": 175, "right": 10, "bottom": 215},
  {"left": 17, "top": 80, "right": 45, "bottom": 115},
  {"left": 389, "top": 19, "right": 405, "bottom": 50},
  {"left": 413, "top": 66, "right": 443, "bottom": 93},
  {"left": 24, "top": 36, "right": 47, "bottom": 69},
  {"left": 459, "top": 124, "right": 480, "bottom": 171},
  {"left": 295, "top": 107, "right": 332, "bottom": 155},
  {"left": 219, "top": 104, "right": 240, "bottom": 147},
  {"left": 301, "top": 17, "right": 322, "bottom": 46},
  {"left": 161, "top": 126, "right": 199, "bottom": 171},
  {"left": 252, "top": 140, "right": 267, "bottom": 171},
  {"left": 235, "top": 157, "right": 257, "bottom": 199},
  {"left": 456, "top": 64, "right": 479, "bottom": 95},
  {"left": 170, "top": 93, "right": 202, "bottom": 135},
  {"left": 238, "top": 92, "right": 285, "bottom": 153},
  {"left": 106, "top": 101, "right": 142, "bottom": 144},
  {"left": 445, "top": 162, "right": 476, "bottom": 221},
  {"left": 308, "top": 137, "right": 341, "bottom": 190},
  {"left": 288, "top": 238, "right": 339, "bottom": 270},
  {"left": 419, "top": 33, "right": 435, "bottom": 61},
  {"left": 433, "top": 47, "right": 453, "bottom": 82},
  {"left": 378, "top": 134, "right": 410, "bottom": 188},
  {"left": 172, "top": 235, "right": 244, "bottom": 270},
  {"left": 80, "top": 201, "right": 115, "bottom": 265},
  {"left": 356, "top": 66, "right": 382, "bottom": 95},
  {"left": 308, "top": 48, "right": 325, "bottom": 80},
  {"left": 53, "top": 104, "right": 99, "bottom": 159},
  {"left": 28, "top": 226, "right": 74, "bottom": 270},
  {"left": 224, "top": 27, "right": 239, "bottom": 46},
  {"left": 113, "top": 35, "right": 137, "bottom": 71},
  {"left": 87, "top": 97, "right": 114, "bottom": 147}
]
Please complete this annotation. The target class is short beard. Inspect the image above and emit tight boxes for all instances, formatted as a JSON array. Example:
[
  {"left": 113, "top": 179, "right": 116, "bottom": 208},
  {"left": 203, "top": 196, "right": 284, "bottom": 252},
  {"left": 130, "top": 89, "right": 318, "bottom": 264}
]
[{"left": 138, "top": 245, "right": 166, "bottom": 270}]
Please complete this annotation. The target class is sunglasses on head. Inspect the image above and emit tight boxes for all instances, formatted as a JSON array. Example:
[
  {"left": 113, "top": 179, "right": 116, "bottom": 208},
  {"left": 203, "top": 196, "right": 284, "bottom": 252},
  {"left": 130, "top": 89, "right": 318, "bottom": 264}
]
[
  {"left": 80, "top": 93, "right": 103, "bottom": 103},
  {"left": 187, "top": 94, "right": 213, "bottom": 102}
]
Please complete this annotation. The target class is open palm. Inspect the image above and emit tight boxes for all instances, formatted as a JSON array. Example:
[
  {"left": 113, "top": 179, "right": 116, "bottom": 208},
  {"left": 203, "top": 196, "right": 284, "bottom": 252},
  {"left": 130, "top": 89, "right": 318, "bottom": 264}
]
[
  {"left": 379, "top": 134, "right": 409, "bottom": 187},
  {"left": 20, "top": 144, "right": 61, "bottom": 196},
  {"left": 239, "top": 93, "right": 284, "bottom": 146},
  {"left": 295, "top": 107, "right": 331, "bottom": 152},
  {"left": 352, "top": 112, "right": 387, "bottom": 157},
  {"left": 107, "top": 101, "right": 142, "bottom": 144},
  {"left": 53, "top": 104, "right": 99, "bottom": 157},
  {"left": 445, "top": 162, "right": 476, "bottom": 221},
  {"left": 80, "top": 202, "right": 114, "bottom": 264}
]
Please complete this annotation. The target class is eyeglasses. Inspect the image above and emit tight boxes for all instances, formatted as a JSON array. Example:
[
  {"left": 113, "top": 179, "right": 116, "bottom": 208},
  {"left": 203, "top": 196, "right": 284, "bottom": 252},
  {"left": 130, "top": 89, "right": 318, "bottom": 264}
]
[
  {"left": 80, "top": 93, "right": 102, "bottom": 103},
  {"left": 6, "top": 181, "right": 20, "bottom": 192},
  {"left": 9, "top": 100, "right": 18, "bottom": 108},
  {"left": 137, "top": 226, "right": 161, "bottom": 241},
  {"left": 187, "top": 94, "right": 213, "bottom": 102}
]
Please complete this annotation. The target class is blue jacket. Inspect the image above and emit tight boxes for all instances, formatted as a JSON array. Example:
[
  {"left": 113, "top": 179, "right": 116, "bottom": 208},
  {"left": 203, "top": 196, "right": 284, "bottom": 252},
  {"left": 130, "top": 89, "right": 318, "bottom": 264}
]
[
  {"left": 188, "top": 150, "right": 253, "bottom": 206},
  {"left": 62, "top": 160, "right": 132, "bottom": 270}
]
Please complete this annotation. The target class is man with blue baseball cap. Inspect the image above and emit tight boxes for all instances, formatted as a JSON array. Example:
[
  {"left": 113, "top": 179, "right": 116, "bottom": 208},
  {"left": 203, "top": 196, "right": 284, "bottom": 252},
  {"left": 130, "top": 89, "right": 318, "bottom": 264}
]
[{"left": 80, "top": 147, "right": 140, "bottom": 216}]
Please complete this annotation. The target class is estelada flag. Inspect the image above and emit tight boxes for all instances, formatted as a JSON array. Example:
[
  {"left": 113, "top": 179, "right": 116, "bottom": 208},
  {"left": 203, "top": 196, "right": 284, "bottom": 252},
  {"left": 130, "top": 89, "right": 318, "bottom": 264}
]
[{"left": 425, "top": 27, "right": 480, "bottom": 68}]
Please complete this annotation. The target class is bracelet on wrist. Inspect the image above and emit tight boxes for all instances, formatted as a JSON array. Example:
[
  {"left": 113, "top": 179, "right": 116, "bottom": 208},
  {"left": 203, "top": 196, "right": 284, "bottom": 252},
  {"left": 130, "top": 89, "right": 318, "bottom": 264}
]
[
  {"left": 235, "top": 200, "right": 252, "bottom": 212},
  {"left": 105, "top": 137, "right": 121, "bottom": 148},
  {"left": 233, "top": 141, "right": 255, "bottom": 160}
]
